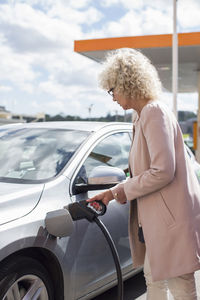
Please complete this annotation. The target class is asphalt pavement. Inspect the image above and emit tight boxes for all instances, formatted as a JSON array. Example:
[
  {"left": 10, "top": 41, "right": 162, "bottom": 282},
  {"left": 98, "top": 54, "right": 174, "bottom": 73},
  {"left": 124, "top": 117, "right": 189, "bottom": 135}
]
[
  {"left": 92, "top": 270, "right": 200, "bottom": 300},
  {"left": 92, "top": 271, "right": 146, "bottom": 300}
]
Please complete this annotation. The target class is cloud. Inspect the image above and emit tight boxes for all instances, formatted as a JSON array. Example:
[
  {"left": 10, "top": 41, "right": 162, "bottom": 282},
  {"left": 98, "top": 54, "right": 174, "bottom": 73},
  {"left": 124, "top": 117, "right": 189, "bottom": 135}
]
[
  {"left": 0, "top": 1, "right": 102, "bottom": 99},
  {"left": 0, "top": 3, "right": 83, "bottom": 49},
  {"left": 101, "top": 0, "right": 141, "bottom": 9},
  {"left": 178, "top": 0, "right": 200, "bottom": 30},
  {"left": 142, "top": 7, "right": 172, "bottom": 34},
  {"left": 162, "top": 92, "right": 198, "bottom": 113},
  {"left": 48, "top": 3, "right": 103, "bottom": 26},
  {"left": 0, "top": 85, "right": 12, "bottom": 92},
  {"left": 99, "top": 0, "right": 200, "bottom": 36},
  {"left": 37, "top": 75, "right": 125, "bottom": 117},
  {"left": 178, "top": 93, "right": 198, "bottom": 112},
  {"left": 0, "top": 43, "right": 38, "bottom": 92},
  {"left": 88, "top": 3, "right": 172, "bottom": 38},
  {"left": 67, "top": 0, "right": 92, "bottom": 9},
  {"left": 101, "top": 0, "right": 171, "bottom": 12},
  {"left": 1, "top": 22, "right": 63, "bottom": 53},
  {"left": 0, "top": 0, "right": 199, "bottom": 118},
  {"left": 16, "top": 0, "right": 93, "bottom": 10},
  {"left": 103, "top": 11, "right": 143, "bottom": 37}
]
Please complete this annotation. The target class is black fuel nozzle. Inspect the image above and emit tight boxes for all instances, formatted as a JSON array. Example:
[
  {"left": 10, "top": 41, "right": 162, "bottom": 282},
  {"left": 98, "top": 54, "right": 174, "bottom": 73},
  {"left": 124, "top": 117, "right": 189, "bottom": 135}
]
[{"left": 67, "top": 200, "right": 107, "bottom": 222}]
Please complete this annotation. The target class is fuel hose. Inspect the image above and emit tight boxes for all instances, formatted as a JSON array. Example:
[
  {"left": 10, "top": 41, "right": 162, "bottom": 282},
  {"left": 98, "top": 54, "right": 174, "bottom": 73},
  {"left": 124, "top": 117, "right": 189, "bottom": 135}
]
[
  {"left": 68, "top": 200, "right": 124, "bottom": 300},
  {"left": 93, "top": 216, "right": 123, "bottom": 300}
]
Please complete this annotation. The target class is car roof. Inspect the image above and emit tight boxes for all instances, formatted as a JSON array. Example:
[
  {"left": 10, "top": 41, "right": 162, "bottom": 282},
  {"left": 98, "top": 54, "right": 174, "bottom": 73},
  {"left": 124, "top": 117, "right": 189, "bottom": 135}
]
[{"left": 0, "top": 121, "right": 132, "bottom": 132}]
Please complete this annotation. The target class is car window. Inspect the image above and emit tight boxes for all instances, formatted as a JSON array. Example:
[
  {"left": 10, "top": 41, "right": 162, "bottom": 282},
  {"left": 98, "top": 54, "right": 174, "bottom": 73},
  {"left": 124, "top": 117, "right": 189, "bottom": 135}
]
[
  {"left": 75, "top": 132, "right": 131, "bottom": 185},
  {"left": 0, "top": 128, "right": 89, "bottom": 182}
]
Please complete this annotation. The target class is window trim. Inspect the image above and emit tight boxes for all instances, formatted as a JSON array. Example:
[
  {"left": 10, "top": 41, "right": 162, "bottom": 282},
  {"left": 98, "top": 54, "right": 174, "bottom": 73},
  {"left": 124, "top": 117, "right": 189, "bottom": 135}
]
[{"left": 70, "top": 129, "right": 132, "bottom": 196}]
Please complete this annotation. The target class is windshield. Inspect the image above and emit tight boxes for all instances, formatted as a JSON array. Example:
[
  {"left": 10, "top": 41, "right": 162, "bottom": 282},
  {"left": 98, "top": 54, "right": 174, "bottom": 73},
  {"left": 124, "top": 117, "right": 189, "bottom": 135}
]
[{"left": 0, "top": 127, "right": 89, "bottom": 182}]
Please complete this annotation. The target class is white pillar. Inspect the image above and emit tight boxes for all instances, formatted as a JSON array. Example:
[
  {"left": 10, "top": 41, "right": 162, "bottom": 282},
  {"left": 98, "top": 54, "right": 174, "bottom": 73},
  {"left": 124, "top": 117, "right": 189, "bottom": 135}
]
[
  {"left": 172, "top": 0, "right": 178, "bottom": 119},
  {"left": 196, "top": 72, "right": 200, "bottom": 162}
]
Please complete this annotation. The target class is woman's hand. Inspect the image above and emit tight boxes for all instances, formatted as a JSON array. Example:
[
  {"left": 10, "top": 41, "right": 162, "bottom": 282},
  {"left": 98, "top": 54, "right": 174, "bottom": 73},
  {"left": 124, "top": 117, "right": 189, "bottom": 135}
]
[{"left": 86, "top": 190, "right": 114, "bottom": 206}]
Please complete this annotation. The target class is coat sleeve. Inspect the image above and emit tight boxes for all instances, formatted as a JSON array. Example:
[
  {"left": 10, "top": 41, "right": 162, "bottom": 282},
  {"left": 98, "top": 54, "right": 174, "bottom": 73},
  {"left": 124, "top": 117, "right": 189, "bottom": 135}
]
[{"left": 111, "top": 104, "right": 176, "bottom": 202}]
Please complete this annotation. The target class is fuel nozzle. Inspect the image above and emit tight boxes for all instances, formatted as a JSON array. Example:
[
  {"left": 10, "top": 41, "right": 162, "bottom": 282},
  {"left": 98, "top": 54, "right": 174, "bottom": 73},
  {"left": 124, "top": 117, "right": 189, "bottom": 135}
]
[{"left": 67, "top": 200, "right": 107, "bottom": 222}]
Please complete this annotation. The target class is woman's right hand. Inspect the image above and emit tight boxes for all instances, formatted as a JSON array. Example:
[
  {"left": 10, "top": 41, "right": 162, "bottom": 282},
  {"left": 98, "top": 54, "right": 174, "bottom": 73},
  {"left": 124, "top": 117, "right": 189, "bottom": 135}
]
[{"left": 86, "top": 190, "right": 114, "bottom": 206}]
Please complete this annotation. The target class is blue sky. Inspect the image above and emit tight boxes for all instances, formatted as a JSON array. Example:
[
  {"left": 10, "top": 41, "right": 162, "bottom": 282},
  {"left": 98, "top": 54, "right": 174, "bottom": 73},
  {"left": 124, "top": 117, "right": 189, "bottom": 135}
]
[{"left": 0, "top": 0, "right": 200, "bottom": 118}]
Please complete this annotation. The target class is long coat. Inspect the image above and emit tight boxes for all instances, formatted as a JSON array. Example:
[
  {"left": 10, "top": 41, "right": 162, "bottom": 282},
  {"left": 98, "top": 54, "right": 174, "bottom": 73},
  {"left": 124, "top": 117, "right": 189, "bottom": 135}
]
[{"left": 111, "top": 100, "right": 200, "bottom": 281}]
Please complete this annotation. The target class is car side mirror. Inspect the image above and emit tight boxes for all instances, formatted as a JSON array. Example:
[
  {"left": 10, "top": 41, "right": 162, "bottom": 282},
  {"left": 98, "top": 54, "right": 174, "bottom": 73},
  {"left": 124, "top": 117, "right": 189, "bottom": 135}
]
[{"left": 74, "top": 166, "right": 126, "bottom": 194}]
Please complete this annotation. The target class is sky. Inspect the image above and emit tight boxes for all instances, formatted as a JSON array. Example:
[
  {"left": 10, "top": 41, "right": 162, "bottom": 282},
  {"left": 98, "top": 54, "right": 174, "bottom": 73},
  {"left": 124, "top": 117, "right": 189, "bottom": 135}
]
[{"left": 0, "top": 0, "right": 200, "bottom": 118}]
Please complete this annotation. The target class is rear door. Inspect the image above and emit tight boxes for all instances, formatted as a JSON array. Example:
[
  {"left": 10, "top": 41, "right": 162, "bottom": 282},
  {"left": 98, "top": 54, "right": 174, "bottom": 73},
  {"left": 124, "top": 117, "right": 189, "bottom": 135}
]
[{"left": 71, "top": 131, "right": 133, "bottom": 299}]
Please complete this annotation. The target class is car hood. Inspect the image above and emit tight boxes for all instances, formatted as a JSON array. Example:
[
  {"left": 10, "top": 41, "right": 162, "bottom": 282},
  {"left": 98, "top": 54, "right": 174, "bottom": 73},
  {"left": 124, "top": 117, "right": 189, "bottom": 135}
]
[{"left": 0, "top": 181, "right": 44, "bottom": 225}]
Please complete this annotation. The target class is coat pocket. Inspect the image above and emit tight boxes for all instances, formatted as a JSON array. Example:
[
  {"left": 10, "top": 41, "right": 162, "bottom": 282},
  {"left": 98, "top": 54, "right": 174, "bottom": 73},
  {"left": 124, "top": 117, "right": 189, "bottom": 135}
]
[{"left": 156, "top": 192, "right": 175, "bottom": 227}]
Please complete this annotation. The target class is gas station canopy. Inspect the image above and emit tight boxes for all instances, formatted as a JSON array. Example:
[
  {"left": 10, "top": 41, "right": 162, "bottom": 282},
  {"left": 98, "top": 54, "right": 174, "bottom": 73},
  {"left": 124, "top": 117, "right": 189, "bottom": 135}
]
[{"left": 74, "top": 32, "right": 200, "bottom": 93}]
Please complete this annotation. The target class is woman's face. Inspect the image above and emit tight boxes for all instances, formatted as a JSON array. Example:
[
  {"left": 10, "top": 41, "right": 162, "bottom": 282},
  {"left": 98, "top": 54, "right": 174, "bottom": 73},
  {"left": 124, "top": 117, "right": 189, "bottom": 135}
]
[
  {"left": 110, "top": 89, "right": 151, "bottom": 115},
  {"left": 113, "top": 91, "right": 133, "bottom": 110}
]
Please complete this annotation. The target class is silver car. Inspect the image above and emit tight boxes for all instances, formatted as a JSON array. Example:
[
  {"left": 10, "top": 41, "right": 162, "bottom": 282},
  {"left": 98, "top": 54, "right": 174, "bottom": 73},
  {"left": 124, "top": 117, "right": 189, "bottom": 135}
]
[{"left": 0, "top": 121, "right": 199, "bottom": 300}]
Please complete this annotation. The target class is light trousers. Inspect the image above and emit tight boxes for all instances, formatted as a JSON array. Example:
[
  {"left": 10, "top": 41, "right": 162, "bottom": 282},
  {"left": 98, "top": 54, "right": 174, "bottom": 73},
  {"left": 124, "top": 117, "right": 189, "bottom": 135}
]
[{"left": 144, "top": 252, "right": 197, "bottom": 300}]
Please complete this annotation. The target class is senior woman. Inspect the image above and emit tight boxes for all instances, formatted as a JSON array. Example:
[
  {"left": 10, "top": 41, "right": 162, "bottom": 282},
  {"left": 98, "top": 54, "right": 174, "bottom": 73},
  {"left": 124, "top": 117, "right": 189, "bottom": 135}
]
[{"left": 87, "top": 48, "right": 200, "bottom": 300}]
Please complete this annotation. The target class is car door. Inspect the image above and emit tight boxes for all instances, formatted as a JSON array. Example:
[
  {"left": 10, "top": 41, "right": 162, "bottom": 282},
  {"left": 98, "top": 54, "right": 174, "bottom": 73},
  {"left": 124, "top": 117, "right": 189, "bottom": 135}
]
[{"left": 71, "top": 131, "right": 133, "bottom": 299}]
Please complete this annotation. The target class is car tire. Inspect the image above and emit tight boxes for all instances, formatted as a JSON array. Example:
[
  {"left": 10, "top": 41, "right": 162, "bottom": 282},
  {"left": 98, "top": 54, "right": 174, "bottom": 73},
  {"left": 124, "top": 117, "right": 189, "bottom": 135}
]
[{"left": 0, "top": 256, "right": 54, "bottom": 300}]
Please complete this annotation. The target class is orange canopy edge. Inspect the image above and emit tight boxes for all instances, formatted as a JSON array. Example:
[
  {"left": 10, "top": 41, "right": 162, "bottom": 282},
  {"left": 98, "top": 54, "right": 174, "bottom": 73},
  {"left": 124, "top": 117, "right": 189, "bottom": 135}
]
[{"left": 74, "top": 32, "right": 200, "bottom": 53}]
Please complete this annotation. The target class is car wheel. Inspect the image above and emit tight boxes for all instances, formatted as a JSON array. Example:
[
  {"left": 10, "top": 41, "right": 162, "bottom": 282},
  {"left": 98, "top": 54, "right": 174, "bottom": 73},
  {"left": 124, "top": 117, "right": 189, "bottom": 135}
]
[{"left": 0, "top": 256, "right": 54, "bottom": 300}]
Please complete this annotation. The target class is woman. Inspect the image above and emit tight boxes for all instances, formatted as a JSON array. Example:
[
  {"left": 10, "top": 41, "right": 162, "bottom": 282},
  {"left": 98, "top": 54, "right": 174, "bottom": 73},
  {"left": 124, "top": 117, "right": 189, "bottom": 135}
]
[{"left": 87, "top": 48, "right": 200, "bottom": 299}]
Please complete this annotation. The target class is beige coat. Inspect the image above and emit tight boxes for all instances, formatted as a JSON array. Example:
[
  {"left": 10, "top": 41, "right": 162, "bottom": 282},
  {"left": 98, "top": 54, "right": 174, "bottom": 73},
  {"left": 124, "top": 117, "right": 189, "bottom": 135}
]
[{"left": 111, "top": 101, "right": 200, "bottom": 281}]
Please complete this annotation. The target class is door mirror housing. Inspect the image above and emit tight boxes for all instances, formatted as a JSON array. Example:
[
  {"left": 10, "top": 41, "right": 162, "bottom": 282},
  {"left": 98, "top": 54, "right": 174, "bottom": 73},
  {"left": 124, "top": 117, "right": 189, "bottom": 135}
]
[
  {"left": 74, "top": 166, "right": 126, "bottom": 194},
  {"left": 88, "top": 166, "right": 126, "bottom": 184}
]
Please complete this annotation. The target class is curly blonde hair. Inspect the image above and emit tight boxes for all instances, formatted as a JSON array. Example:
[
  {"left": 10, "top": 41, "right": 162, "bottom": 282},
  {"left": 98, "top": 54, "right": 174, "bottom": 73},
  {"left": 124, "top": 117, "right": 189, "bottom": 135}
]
[{"left": 98, "top": 48, "right": 162, "bottom": 101}]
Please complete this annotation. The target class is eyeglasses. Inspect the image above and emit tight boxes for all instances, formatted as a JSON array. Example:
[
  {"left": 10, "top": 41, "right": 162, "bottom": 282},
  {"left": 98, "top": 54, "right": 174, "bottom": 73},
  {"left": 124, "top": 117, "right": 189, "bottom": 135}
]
[{"left": 108, "top": 88, "right": 114, "bottom": 97}]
